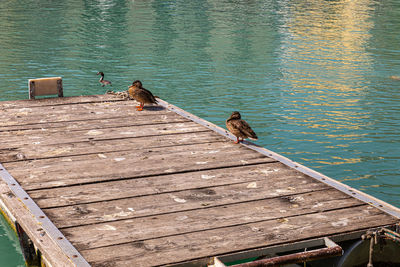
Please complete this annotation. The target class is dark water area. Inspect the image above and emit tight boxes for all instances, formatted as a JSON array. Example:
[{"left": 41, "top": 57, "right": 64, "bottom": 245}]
[{"left": 0, "top": 0, "right": 399, "bottom": 265}]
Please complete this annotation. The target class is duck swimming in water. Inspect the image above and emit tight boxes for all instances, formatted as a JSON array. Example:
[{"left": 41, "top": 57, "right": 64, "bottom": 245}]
[
  {"left": 128, "top": 80, "right": 157, "bottom": 111},
  {"left": 226, "top": 111, "right": 258, "bottom": 144},
  {"left": 96, "top": 72, "right": 112, "bottom": 87}
]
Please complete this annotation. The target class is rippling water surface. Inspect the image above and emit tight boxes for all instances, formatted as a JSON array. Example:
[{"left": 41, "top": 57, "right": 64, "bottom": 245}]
[{"left": 1, "top": 0, "right": 400, "bottom": 264}]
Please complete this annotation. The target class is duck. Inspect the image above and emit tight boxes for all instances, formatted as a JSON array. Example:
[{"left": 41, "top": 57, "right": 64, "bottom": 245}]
[
  {"left": 226, "top": 111, "right": 258, "bottom": 144},
  {"left": 128, "top": 80, "right": 157, "bottom": 111},
  {"left": 96, "top": 72, "right": 112, "bottom": 87}
]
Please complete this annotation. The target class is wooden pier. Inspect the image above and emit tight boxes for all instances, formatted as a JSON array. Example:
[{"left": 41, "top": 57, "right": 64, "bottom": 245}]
[{"left": 0, "top": 94, "right": 399, "bottom": 266}]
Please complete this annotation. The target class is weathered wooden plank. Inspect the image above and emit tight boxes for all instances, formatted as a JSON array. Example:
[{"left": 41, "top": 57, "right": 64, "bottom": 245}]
[
  {"left": 80, "top": 205, "right": 397, "bottom": 266},
  {"left": 61, "top": 189, "right": 362, "bottom": 250},
  {"left": 30, "top": 162, "right": 296, "bottom": 208},
  {"left": 0, "top": 131, "right": 224, "bottom": 163},
  {"left": 0, "top": 121, "right": 207, "bottom": 148},
  {"left": 49, "top": 184, "right": 347, "bottom": 230},
  {"left": 0, "top": 181, "right": 76, "bottom": 267},
  {"left": 0, "top": 94, "right": 121, "bottom": 109},
  {"left": 0, "top": 112, "right": 188, "bottom": 132},
  {"left": 40, "top": 164, "right": 318, "bottom": 221},
  {"left": 0, "top": 100, "right": 168, "bottom": 128},
  {"left": 5, "top": 142, "right": 274, "bottom": 190},
  {"left": 0, "top": 95, "right": 126, "bottom": 115}
]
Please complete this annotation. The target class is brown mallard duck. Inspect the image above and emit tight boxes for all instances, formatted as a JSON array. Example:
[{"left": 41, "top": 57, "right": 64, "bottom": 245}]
[
  {"left": 128, "top": 80, "right": 157, "bottom": 111},
  {"left": 96, "top": 72, "right": 112, "bottom": 87},
  {"left": 226, "top": 111, "right": 258, "bottom": 144}
]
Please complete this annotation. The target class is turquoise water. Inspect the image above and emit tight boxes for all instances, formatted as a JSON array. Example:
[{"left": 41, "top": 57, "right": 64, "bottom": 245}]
[
  {"left": 1, "top": 0, "right": 399, "bottom": 265},
  {"left": 0, "top": 215, "right": 24, "bottom": 266}
]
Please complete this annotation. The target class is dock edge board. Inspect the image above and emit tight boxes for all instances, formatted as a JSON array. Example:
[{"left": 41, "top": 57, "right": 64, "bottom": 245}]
[
  {"left": 157, "top": 99, "right": 400, "bottom": 220},
  {"left": 0, "top": 163, "right": 90, "bottom": 267}
]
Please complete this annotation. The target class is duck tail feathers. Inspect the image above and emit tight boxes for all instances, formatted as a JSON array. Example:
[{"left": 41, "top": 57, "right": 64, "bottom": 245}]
[{"left": 248, "top": 136, "right": 258, "bottom": 141}]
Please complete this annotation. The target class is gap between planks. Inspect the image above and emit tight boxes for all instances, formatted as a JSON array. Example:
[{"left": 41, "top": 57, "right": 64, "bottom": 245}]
[
  {"left": 29, "top": 162, "right": 291, "bottom": 208},
  {"left": 0, "top": 116, "right": 189, "bottom": 132},
  {"left": 0, "top": 121, "right": 205, "bottom": 146},
  {"left": 0, "top": 122, "right": 211, "bottom": 152},
  {"left": 0, "top": 105, "right": 181, "bottom": 131},
  {"left": 79, "top": 205, "right": 397, "bottom": 266},
  {"left": 0, "top": 94, "right": 123, "bottom": 109},
  {"left": 52, "top": 187, "right": 348, "bottom": 229},
  {"left": 0, "top": 131, "right": 221, "bottom": 163},
  {"left": 26, "top": 160, "right": 275, "bottom": 192},
  {"left": 5, "top": 142, "right": 274, "bottom": 190},
  {"left": 61, "top": 190, "right": 365, "bottom": 251},
  {"left": 0, "top": 99, "right": 167, "bottom": 129}
]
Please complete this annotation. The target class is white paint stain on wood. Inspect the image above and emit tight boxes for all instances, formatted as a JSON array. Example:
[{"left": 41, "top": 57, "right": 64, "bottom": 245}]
[
  {"left": 247, "top": 182, "right": 257, "bottom": 189},
  {"left": 97, "top": 225, "right": 117, "bottom": 231},
  {"left": 276, "top": 187, "right": 296, "bottom": 193},
  {"left": 201, "top": 175, "right": 215, "bottom": 180},
  {"left": 331, "top": 218, "right": 349, "bottom": 227},
  {"left": 259, "top": 169, "right": 274, "bottom": 175},
  {"left": 312, "top": 203, "right": 323, "bottom": 208},
  {"left": 176, "top": 215, "right": 188, "bottom": 221},
  {"left": 103, "top": 211, "right": 132, "bottom": 220},
  {"left": 172, "top": 196, "right": 187, "bottom": 203},
  {"left": 86, "top": 130, "right": 103, "bottom": 135}
]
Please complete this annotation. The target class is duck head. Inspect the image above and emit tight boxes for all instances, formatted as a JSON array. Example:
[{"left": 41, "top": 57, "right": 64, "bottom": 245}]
[
  {"left": 229, "top": 111, "right": 241, "bottom": 120},
  {"left": 132, "top": 80, "right": 143, "bottom": 88}
]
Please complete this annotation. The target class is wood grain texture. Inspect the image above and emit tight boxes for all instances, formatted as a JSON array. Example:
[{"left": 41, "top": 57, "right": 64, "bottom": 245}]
[
  {"left": 0, "top": 131, "right": 223, "bottom": 163},
  {"left": 0, "top": 100, "right": 170, "bottom": 129},
  {"left": 80, "top": 205, "right": 397, "bottom": 266},
  {"left": 0, "top": 94, "right": 120, "bottom": 109},
  {"left": 5, "top": 142, "right": 274, "bottom": 190},
  {"left": 30, "top": 162, "right": 299, "bottom": 208},
  {"left": 61, "top": 189, "right": 363, "bottom": 250},
  {"left": 0, "top": 120, "right": 204, "bottom": 148},
  {"left": 44, "top": 169, "right": 330, "bottom": 228},
  {"left": 0, "top": 112, "right": 188, "bottom": 132}
]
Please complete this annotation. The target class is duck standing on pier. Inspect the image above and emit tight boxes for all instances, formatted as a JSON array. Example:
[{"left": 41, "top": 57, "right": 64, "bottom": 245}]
[
  {"left": 96, "top": 72, "right": 112, "bottom": 87},
  {"left": 226, "top": 111, "right": 258, "bottom": 144},
  {"left": 128, "top": 80, "right": 157, "bottom": 111}
]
